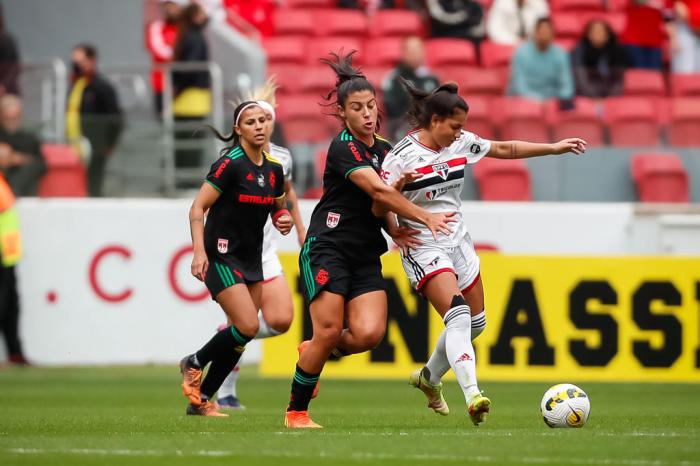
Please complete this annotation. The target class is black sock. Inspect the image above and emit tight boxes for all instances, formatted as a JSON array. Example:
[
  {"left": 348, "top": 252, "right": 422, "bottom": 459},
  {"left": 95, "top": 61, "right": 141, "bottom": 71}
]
[
  {"left": 197, "top": 325, "right": 252, "bottom": 399},
  {"left": 287, "top": 365, "right": 320, "bottom": 412}
]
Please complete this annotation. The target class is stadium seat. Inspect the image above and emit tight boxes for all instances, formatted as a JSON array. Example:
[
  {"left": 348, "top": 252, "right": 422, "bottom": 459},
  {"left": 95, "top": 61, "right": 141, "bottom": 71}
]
[
  {"left": 268, "top": 64, "right": 303, "bottom": 94},
  {"left": 273, "top": 9, "right": 315, "bottom": 37},
  {"left": 276, "top": 95, "right": 335, "bottom": 143},
  {"left": 263, "top": 37, "right": 308, "bottom": 65},
  {"left": 425, "top": 39, "right": 477, "bottom": 68},
  {"left": 472, "top": 157, "right": 533, "bottom": 201},
  {"left": 607, "top": 0, "right": 628, "bottom": 11},
  {"left": 363, "top": 37, "right": 403, "bottom": 67},
  {"left": 550, "top": 0, "right": 605, "bottom": 12},
  {"left": 623, "top": 69, "right": 666, "bottom": 96},
  {"left": 496, "top": 97, "right": 549, "bottom": 142},
  {"left": 299, "top": 65, "right": 335, "bottom": 95},
  {"left": 306, "top": 36, "right": 365, "bottom": 65},
  {"left": 667, "top": 98, "right": 700, "bottom": 147},
  {"left": 361, "top": 66, "right": 391, "bottom": 88},
  {"left": 368, "top": 10, "right": 423, "bottom": 38},
  {"left": 670, "top": 73, "right": 700, "bottom": 96},
  {"left": 604, "top": 97, "right": 660, "bottom": 146},
  {"left": 554, "top": 38, "right": 577, "bottom": 51},
  {"left": 479, "top": 41, "right": 515, "bottom": 68},
  {"left": 552, "top": 13, "right": 585, "bottom": 40},
  {"left": 630, "top": 153, "right": 689, "bottom": 203},
  {"left": 312, "top": 10, "right": 367, "bottom": 37},
  {"left": 546, "top": 98, "right": 605, "bottom": 146},
  {"left": 38, "top": 144, "right": 87, "bottom": 198},
  {"left": 437, "top": 66, "right": 506, "bottom": 96},
  {"left": 285, "top": 0, "right": 335, "bottom": 8},
  {"left": 463, "top": 95, "right": 497, "bottom": 140}
]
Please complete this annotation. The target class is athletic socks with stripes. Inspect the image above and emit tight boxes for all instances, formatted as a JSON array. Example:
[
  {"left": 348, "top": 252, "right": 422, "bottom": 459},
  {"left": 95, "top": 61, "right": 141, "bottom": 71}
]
[
  {"left": 287, "top": 365, "right": 320, "bottom": 412},
  {"left": 194, "top": 325, "right": 253, "bottom": 400}
]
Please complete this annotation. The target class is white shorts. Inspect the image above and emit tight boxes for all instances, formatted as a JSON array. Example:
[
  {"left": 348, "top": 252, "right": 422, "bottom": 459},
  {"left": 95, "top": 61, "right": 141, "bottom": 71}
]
[
  {"left": 262, "top": 245, "right": 284, "bottom": 282},
  {"left": 401, "top": 232, "right": 480, "bottom": 293}
]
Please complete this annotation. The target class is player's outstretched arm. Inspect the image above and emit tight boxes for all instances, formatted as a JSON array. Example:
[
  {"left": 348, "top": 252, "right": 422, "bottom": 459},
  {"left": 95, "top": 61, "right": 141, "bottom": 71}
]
[
  {"left": 487, "top": 138, "right": 587, "bottom": 160},
  {"left": 189, "top": 182, "right": 221, "bottom": 282}
]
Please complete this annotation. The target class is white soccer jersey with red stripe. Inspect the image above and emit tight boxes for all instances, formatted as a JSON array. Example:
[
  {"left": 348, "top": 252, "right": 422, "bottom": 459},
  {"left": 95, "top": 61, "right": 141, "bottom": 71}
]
[{"left": 381, "top": 129, "right": 491, "bottom": 247}]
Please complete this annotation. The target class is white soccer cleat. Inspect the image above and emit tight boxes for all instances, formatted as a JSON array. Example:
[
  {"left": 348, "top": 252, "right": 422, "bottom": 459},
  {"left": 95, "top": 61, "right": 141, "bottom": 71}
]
[{"left": 409, "top": 368, "right": 450, "bottom": 416}]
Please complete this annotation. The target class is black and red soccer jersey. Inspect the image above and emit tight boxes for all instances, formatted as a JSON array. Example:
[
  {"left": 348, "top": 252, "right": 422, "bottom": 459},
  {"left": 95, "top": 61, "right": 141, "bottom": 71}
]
[
  {"left": 204, "top": 145, "right": 285, "bottom": 280},
  {"left": 305, "top": 129, "right": 393, "bottom": 262}
]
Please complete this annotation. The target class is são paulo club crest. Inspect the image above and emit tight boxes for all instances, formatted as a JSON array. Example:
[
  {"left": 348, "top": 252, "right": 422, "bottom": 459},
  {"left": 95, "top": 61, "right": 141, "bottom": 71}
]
[
  {"left": 326, "top": 211, "right": 341, "bottom": 228},
  {"left": 217, "top": 238, "right": 228, "bottom": 254},
  {"left": 257, "top": 173, "right": 265, "bottom": 187},
  {"left": 432, "top": 162, "right": 449, "bottom": 180}
]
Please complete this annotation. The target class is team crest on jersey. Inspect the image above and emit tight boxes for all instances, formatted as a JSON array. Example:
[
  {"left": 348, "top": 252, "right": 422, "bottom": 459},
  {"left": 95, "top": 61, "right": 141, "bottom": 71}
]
[
  {"left": 470, "top": 143, "right": 481, "bottom": 154},
  {"left": 269, "top": 171, "right": 276, "bottom": 188},
  {"left": 217, "top": 238, "right": 228, "bottom": 254},
  {"left": 426, "top": 190, "right": 439, "bottom": 201},
  {"left": 432, "top": 162, "right": 449, "bottom": 180},
  {"left": 257, "top": 173, "right": 265, "bottom": 187},
  {"left": 370, "top": 154, "right": 379, "bottom": 169},
  {"left": 326, "top": 211, "right": 341, "bottom": 228}
]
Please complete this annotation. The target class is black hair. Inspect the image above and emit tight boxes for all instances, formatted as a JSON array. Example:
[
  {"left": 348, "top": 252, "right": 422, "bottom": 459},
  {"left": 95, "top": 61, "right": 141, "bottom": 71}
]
[
  {"left": 206, "top": 100, "right": 260, "bottom": 156},
  {"left": 320, "top": 50, "right": 380, "bottom": 128},
  {"left": 401, "top": 79, "right": 468, "bottom": 129},
  {"left": 74, "top": 43, "right": 98, "bottom": 60},
  {"left": 535, "top": 17, "right": 553, "bottom": 31}
]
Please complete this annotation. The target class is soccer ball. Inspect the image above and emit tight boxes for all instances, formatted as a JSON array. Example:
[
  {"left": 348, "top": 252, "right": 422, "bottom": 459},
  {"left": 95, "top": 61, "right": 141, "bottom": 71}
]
[{"left": 540, "top": 383, "right": 590, "bottom": 428}]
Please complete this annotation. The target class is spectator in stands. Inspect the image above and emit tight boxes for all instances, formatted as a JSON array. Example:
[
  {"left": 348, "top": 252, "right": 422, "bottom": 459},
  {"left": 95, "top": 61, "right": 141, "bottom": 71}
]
[
  {"left": 487, "top": 0, "right": 549, "bottom": 46},
  {"left": 222, "top": 0, "right": 273, "bottom": 39},
  {"left": 146, "top": 0, "right": 186, "bottom": 116},
  {"left": 509, "top": 17, "right": 574, "bottom": 101},
  {"left": 671, "top": 0, "right": 700, "bottom": 72},
  {"left": 620, "top": 0, "right": 674, "bottom": 70},
  {"left": 571, "top": 19, "right": 629, "bottom": 99},
  {"left": 0, "top": 3, "right": 20, "bottom": 97},
  {"left": 424, "top": 0, "right": 485, "bottom": 43},
  {"left": 172, "top": 3, "right": 211, "bottom": 183},
  {"left": 382, "top": 36, "right": 440, "bottom": 141},
  {"left": 65, "top": 43, "right": 123, "bottom": 197},
  {"left": 0, "top": 95, "right": 45, "bottom": 196}
]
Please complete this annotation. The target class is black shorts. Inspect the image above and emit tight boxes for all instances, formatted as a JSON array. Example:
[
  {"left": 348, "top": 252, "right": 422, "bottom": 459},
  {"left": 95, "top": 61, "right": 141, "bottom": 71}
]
[
  {"left": 205, "top": 254, "right": 261, "bottom": 300},
  {"left": 298, "top": 237, "right": 385, "bottom": 303}
]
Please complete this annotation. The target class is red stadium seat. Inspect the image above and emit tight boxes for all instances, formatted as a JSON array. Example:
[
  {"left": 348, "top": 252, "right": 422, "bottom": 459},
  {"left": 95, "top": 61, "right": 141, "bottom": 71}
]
[
  {"left": 267, "top": 64, "right": 303, "bottom": 94},
  {"left": 463, "top": 95, "right": 497, "bottom": 140},
  {"left": 263, "top": 36, "right": 308, "bottom": 65},
  {"left": 277, "top": 95, "right": 335, "bottom": 143},
  {"left": 273, "top": 9, "right": 315, "bottom": 37},
  {"left": 307, "top": 36, "right": 365, "bottom": 65},
  {"left": 554, "top": 38, "right": 577, "bottom": 51},
  {"left": 363, "top": 37, "right": 403, "bottom": 67},
  {"left": 285, "top": 0, "right": 335, "bottom": 9},
  {"left": 552, "top": 13, "right": 586, "bottom": 40},
  {"left": 550, "top": 0, "right": 605, "bottom": 12},
  {"left": 630, "top": 153, "right": 689, "bottom": 203},
  {"left": 299, "top": 65, "right": 335, "bottom": 95},
  {"left": 479, "top": 41, "right": 515, "bottom": 68},
  {"left": 623, "top": 69, "right": 666, "bottom": 96},
  {"left": 38, "top": 144, "right": 87, "bottom": 197},
  {"left": 312, "top": 10, "right": 367, "bottom": 37},
  {"left": 367, "top": 10, "right": 423, "bottom": 38},
  {"left": 607, "top": 0, "right": 628, "bottom": 11},
  {"left": 546, "top": 98, "right": 605, "bottom": 146},
  {"left": 496, "top": 97, "right": 549, "bottom": 142},
  {"left": 437, "top": 66, "right": 506, "bottom": 96},
  {"left": 604, "top": 97, "right": 660, "bottom": 146},
  {"left": 425, "top": 39, "right": 477, "bottom": 68},
  {"left": 667, "top": 98, "right": 700, "bottom": 147},
  {"left": 361, "top": 66, "right": 391, "bottom": 88},
  {"left": 670, "top": 73, "right": 700, "bottom": 96},
  {"left": 473, "top": 157, "right": 532, "bottom": 201}
]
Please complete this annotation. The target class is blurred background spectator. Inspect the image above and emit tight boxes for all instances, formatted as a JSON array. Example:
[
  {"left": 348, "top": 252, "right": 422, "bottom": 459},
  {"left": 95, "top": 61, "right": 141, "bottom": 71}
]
[
  {"left": 487, "top": 0, "right": 550, "bottom": 45},
  {"left": 425, "top": 0, "right": 486, "bottom": 43},
  {"left": 65, "top": 43, "right": 123, "bottom": 197},
  {"left": 671, "top": 0, "right": 700, "bottom": 72},
  {"left": 509, "top": 17, "right": 574, "bottom": 101},
  {"left": 0, "top": 3, "right": 19, "bottom": 97},
  {"left": 620, "top": 0, "right": 674, "bottom": 70},
  {"left": 146, "top": 0, "right": 186, "bottom": 116},
  {"left": 571, "top": 19, "right": 629, "bottom": 99},
  {"left": 0, "top": 95, "right": 45, "bottom": 196},
  {"left": 382, "top": 36, "right": 439, "bottom": 142}
]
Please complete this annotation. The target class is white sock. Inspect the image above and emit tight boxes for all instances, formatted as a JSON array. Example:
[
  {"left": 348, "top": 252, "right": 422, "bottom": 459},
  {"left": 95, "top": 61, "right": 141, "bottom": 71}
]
[
  {"left": 471, "top": 311, "right": 486, "bottom": 340},
  {"left": 255, "top": 311, "right": 282, "bottom": 339},
  {"left": 444, "top": 302, "right": 480, "bottom": 402},
  {"left": 217, "top": 365, "right": 240, "bottom": 399}
]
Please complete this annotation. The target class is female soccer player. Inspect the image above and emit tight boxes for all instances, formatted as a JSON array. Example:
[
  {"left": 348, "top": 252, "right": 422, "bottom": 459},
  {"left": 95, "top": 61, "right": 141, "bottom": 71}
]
[
  {"left": 381, "top": 80, "right": 586, "bottom": 426},
  {"left": 217, "top": 80, "right": 307, "bottom": 410},
  {"left": 284, "top": 51, "right": 456, "bottom": 429},
  {"left": 179, "top": 100, "right": 293, "bottom": 417}
]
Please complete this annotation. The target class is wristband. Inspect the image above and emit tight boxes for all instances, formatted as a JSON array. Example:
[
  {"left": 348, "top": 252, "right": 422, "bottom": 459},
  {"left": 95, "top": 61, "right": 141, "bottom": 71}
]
[{"left": 272, "top": 209, "right": 290, "bottom": 223}]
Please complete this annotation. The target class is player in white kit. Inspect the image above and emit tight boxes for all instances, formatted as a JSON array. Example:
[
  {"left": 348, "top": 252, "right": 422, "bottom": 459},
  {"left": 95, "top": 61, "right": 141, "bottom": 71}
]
[
  {"left": 217, "top": 80, "right": 307, "bottom": 409},
  {"left": 380, "top": 80, "right": 586, "bottom": 425}
]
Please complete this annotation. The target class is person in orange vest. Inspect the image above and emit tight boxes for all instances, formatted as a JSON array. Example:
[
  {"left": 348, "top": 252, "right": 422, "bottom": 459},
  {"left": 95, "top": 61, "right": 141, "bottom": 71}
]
[{"left": 0, "top": 173, "right": 26, "bottom": 365}]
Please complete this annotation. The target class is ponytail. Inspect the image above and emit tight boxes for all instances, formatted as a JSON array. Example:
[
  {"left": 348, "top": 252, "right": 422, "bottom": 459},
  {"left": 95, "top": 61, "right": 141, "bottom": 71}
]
[{"left": 401, "top": 78, "right": 468, "bottom": 128}]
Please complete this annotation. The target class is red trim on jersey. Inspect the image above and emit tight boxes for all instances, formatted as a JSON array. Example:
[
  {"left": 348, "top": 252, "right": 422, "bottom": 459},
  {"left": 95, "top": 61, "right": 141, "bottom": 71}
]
[
  {"left": 408, "top": 130, "right": 440, "bottom": 153},
  {"left": 461, "top": 272, "right": 481, "bottom": 295},
  {"left": 414, "top": 157, "right": 467, "bottom": 175},
  {"left": 416, "top": 268, "right": 456, "bottom": 292}
]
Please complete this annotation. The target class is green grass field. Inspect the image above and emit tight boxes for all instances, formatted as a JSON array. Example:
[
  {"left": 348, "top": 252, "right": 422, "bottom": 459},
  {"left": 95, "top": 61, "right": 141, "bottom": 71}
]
[{"left": 0, "top": 366, "right": 698, "bottom": 466}]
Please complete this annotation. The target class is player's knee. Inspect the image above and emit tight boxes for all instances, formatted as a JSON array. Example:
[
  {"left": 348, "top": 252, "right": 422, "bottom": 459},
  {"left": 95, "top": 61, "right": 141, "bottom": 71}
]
[
  {"left": 471, "top": 310, "right": 487, "bottom": 340},
  {"left": 355, "top": 324, "right": 386, "bottom": 351},
  {"left": 235, "top": 318, "right": 260, "bottom": 338},
  {"left": 315, "top": 322, "right": 343, "bottom": 348},
  {"left": 266, "top": 311, "right": 293, "bottom": 334}
]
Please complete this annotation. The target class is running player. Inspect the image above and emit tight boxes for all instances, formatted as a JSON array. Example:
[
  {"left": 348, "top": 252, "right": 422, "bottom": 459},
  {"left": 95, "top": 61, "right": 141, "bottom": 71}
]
[
  {"left": 284, "top": 51, "right": 456, "bottom": 429},
  {"left": 217, "top": 80, "right": 307, "bottom": 410},
  {"left": 380, "top": 80, "right": 586, "bottom": 426},
  {"left": 180, "top": 101, "right": 293, "bottom": 417}
]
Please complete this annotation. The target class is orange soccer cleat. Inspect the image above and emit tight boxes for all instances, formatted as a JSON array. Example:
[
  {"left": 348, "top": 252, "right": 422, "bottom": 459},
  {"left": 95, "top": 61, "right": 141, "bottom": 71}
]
[
  {"left": 297, "top": 340, "right": 320, "bottom": 399},
  {"left": 180, "top": 355, "right": 203, "bottom": 405},
  {"left": 284, "top": 410, "right": 323, "bottom": 429},
  {"left": 186, "top": 401, "right": 229, "bottom": 417}
]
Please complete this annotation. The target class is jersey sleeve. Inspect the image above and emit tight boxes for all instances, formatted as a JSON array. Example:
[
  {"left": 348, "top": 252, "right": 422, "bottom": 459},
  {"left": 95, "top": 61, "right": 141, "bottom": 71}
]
[
  {"left": 205, "top": 155, "right": 235, "bottom": 193},
  {"left": 328, "top": 139, "right": 373, "bottom": 179},
  {"left": 380, "top": 150, "right": 404, "bottom": 186},
  {"left": 455, "top": 130, "right": 491, "bottom": 165}
]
